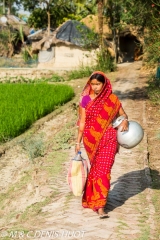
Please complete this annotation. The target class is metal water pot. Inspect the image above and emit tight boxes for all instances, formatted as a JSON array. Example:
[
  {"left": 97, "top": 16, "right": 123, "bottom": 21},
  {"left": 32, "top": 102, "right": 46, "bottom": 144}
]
[{"left": 117, "top": 120, "right": 144, "bottom": 149}]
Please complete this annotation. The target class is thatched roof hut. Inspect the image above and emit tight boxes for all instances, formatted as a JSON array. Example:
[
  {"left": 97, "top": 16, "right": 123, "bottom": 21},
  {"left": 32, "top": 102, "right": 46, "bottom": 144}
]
[
  {"left": 31, "top": 20, "right": 101, "bottom": 52},
  {"left": 31, "top": 20, "right": 104, "bottom": 70}
]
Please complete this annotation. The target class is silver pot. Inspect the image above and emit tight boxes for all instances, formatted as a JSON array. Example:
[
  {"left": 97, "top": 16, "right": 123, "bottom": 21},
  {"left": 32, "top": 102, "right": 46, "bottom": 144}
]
[
  {"left": 112, "top": 115, "right": 126, "bottom": 128},
  {"left": 117, "top": 120, "right": 144, "bottom": 149}
]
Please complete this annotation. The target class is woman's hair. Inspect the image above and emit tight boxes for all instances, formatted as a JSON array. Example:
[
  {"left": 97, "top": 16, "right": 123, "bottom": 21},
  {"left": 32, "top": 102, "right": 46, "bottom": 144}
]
[{"left": 89, "top": 73, "right": 105, "bottom": 84}]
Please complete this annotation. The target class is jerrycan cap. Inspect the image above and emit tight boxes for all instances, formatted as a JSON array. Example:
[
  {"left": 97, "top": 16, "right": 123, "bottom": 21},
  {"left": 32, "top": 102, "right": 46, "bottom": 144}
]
[{"left": 73, "top": 151, "right": 82, "bottom": 161}]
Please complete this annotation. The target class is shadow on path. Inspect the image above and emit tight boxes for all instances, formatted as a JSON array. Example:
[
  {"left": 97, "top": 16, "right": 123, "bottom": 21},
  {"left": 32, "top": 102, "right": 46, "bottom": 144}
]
[
  {"left": 105, "top": 169, "right": 160, "bottom": 212},
  {"left": 113, "top": 74, "right": 148, "bottom": 101},
  {"left": 114, "top": 87, "right": 148, "bottom": 101}
]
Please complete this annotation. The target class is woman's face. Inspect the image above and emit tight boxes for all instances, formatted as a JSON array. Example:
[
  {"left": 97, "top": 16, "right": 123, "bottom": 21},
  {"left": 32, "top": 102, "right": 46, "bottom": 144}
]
[{"left": 90, "top": 79, "right": 104, "bottom": 95}]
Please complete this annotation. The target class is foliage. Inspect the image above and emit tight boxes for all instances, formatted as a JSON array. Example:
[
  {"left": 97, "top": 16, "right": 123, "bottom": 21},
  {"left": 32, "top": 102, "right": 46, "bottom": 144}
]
[
  {"left": 104, "top": 0, "right": 160, "bottom": 65},
  {"left": 0, "top": 83, "right": 74, "bottom": 142},
  {"left": 21, "top": 47, "right": 31, "bottom": 61},
  {"left": 109, "top": 0, "right": 160, "bottom": 66},
  {"left": 24, "top": 0, "right": 77, "bottom": 28},
  {"left": 67, "top": 65, "right": 94, "bottom": 80},
  {"left": 75, "top": 0, "right": 97, "bottom": 18},
  {"left": 0, "top": 26, "right": 22, "bottom": 57},
  {"left": 21, "top": 45, "right": 37, "bottom": 62},
  {"left": 0, "top": 29, "right": 9, "bottom": 46},
  {"left": 0, "top": 5, "right": 3, "bottom": 14},
  {"left": 142, "top": 1, "right": 160, "bottom": 66},
  {"left": 0, "top": 27, "right": 19, "bottom": 45},
  {"left": 0, "top": 75, "right": 65, "bottom": 83},
  {"left": 147, "top": 73, "right": 160, "bottom": 104},
  {"left": 0, "top": 0, "right": 19, "bottom": 15},
  {"left": 27, "top": 8, "right": 48, "bottom": 29},
  {"left": 96, "top": 48, "right": 115, "bottom": 72},
  {"left": 1, "top": 75, "right": 63, "bottom": 83},
  {"left": 21, "top": 135, "right": 45, "bottom": 161},
  {"left": 50, "top": 74, "right": 65, "bottom": 82},
  {"left": 144, "top": 30, "right": 160, "bottom": 66},
  {"left": 23, "top": 0, "right": 97, "bottom": 28}
]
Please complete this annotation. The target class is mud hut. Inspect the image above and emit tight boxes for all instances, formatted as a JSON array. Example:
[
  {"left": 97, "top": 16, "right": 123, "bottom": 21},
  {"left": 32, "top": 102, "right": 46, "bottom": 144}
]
[
  {"left": 31, "top": 20, "right": 102, "bottom": 70},
  {"left": 118, "top": 25, "right": 143, "bottom": 62},
  {"left": 81, "top": 15, "right": 143, "bottom": 63}
]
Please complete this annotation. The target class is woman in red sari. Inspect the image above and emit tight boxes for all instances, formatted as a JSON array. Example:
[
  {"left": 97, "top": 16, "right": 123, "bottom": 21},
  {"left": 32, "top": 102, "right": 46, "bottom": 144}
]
[{"left": 75, "top": 71, "right": 128, "bottom": 217}]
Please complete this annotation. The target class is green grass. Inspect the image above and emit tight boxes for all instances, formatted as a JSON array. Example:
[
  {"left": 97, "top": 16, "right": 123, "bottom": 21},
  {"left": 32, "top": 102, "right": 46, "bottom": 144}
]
[
  {"left": 0, "top": 83, "right": 74, "bottom": 142},
  {"left": 147, "top": 74, "right": 160, "bottom": 104},
  {"left": 67, "top": 65, "right": 95, "bottom": 80}
]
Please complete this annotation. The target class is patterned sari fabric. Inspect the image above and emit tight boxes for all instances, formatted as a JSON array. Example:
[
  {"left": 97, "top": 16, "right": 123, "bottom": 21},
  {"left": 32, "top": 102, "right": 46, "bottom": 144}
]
[{"left": 81, "top": 71, "right": 121, "bottom": 212}]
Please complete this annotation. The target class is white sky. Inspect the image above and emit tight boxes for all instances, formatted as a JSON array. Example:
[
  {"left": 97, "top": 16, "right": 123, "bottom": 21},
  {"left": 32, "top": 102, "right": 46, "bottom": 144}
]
[{"left": 17, "top": 7, "right": 30, "bottom": 16}]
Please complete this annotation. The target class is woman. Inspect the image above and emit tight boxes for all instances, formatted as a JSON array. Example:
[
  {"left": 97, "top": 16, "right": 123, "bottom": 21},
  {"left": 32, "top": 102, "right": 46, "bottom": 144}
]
[{"left": 75, "top": 71, "right": 128, "bottom": 217}]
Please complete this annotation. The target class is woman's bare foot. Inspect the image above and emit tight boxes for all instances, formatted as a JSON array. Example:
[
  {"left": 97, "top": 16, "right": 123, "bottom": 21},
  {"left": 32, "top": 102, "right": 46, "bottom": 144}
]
[
  {"left": 98, "top": 208, "right": 105, "bottom": 215},
  {"left": 97, "top": 208, "right": 108, "bottom": 218}
]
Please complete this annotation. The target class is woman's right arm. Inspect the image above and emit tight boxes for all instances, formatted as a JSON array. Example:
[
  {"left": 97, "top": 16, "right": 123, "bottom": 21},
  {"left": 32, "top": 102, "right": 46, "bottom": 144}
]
[{"left": 75, "top": 107, "right": 86, "bottom": 153}]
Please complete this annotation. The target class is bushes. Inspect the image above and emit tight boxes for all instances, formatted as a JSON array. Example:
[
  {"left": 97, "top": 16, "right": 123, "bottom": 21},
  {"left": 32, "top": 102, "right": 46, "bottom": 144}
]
[
  {"left": 67, "top": 49, "right": 115, "bottom": 80},
  {"left": 147, "top": 74, "right": 160, "bottom": 104}
]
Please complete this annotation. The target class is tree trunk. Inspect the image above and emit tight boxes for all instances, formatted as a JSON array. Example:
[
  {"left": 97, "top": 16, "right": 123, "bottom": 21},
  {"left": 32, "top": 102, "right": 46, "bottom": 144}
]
[
  {"left": 7, "top": 42, "right": 14, "bottom": 58},
  {"left": 97, "top": 0, "right": 104, "bottom": 48},
  {"left": 112, "top": 28, "right": 117, "bottom": 63},
  {"left": 3, "top": 0, "right": 5, "bottom": 14},
  {"left": 47, "top": 11, "right": 51, "bottom": 37},
  {"left": 7, "top": 0, "right": 11, "bottom": 15}
]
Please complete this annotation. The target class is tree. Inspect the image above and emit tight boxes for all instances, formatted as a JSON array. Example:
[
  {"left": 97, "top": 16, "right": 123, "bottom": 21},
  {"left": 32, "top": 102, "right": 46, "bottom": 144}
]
[
  {"left": 0, "top": 0, "right": 21, "bottom": 14},
  {"left": 72, "top": 0, "right": 97, "bottom": 19},
  {"left": 22, "top": 0, "right": 77, "bottom": 34},
  {"left": 116, "top": 0, "right": 160, "bottom": 64},
  {"left": 24, "top": 0, "right": 97, "bottom": 31},
  {"left": 101, "top": 0, "right": 160, "bottom": 64}
]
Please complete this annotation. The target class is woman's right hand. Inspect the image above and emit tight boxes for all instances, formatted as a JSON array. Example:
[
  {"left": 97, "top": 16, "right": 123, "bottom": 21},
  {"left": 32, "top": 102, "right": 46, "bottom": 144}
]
[{"left": 75, "top": 143, "right": 81, "bottom": 153}]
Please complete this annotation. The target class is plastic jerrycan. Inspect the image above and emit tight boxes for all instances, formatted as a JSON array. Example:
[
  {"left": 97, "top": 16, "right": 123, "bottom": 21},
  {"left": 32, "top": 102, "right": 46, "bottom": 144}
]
[{"left": 73, "top": 151, "right": 82, "bottom": 161}]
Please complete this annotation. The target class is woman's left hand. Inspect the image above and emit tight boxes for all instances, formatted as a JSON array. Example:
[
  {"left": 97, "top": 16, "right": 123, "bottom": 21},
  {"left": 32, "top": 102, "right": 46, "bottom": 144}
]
[{"left": 118, "top": 119, "right": 129, "bottom": 132}]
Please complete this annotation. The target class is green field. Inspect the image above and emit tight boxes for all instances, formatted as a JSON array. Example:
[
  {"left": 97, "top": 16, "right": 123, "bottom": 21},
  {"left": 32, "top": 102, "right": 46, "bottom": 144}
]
[{"left": 0, "top": 83, "right": 74, "bottom": 142}]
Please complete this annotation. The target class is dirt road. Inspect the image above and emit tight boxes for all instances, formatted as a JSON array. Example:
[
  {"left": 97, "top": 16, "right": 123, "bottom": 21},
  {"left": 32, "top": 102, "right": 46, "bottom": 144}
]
[{"left": 0, "top": 61, "right": 158, "bottom": 240}]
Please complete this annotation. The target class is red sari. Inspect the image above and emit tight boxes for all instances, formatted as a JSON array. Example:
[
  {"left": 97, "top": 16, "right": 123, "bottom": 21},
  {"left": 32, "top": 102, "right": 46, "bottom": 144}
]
[{"left": 80, "top": 71, "right": 121, "bottom": 212}]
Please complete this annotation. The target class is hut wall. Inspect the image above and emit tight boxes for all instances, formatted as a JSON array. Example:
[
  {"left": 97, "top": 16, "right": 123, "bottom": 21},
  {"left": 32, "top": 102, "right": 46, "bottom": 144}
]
[{"left": 37, "top": 44, "right": 98, "bottom": 70}]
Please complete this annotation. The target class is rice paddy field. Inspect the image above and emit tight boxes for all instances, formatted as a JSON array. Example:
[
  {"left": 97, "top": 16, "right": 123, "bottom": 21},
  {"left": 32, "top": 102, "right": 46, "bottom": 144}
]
[{"left": 0, "top": 83, "right": 75, "bottom": 142}]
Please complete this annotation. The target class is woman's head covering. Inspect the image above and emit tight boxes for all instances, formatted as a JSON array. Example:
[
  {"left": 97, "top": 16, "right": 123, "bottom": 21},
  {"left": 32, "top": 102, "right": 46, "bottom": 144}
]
[
  {"left": 80, "top": 71, "right": 112, "bottom": 104},
  {"left": 81, "top": 71, "right": 121, "bottom": 163}
]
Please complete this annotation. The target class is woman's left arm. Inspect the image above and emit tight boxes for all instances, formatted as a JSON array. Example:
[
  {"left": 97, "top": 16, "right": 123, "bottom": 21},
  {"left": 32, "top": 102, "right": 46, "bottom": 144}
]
[{"left": 118, "top": 106, "right": 129, "bottom": 132}]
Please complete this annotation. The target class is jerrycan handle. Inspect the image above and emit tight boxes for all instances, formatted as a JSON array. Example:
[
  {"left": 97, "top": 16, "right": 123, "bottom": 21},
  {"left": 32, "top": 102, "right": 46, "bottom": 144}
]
[{"left": 72, "top": 151, "right": 82, "bottom": 161}]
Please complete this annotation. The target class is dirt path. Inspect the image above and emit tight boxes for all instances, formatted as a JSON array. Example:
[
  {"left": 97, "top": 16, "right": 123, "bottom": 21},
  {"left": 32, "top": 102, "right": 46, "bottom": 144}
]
[
  {"left": 38, "top": 61, "right": 155, "bottom": 240},
  {"left": 0, "top": 61, "right": 158, "bottom": 240}
]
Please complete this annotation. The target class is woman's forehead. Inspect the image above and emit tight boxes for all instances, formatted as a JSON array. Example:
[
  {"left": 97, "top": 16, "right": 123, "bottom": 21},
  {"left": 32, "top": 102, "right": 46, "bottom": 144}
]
[{"left": 90, "top": 78, "right": 101, "bottom": 82}]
